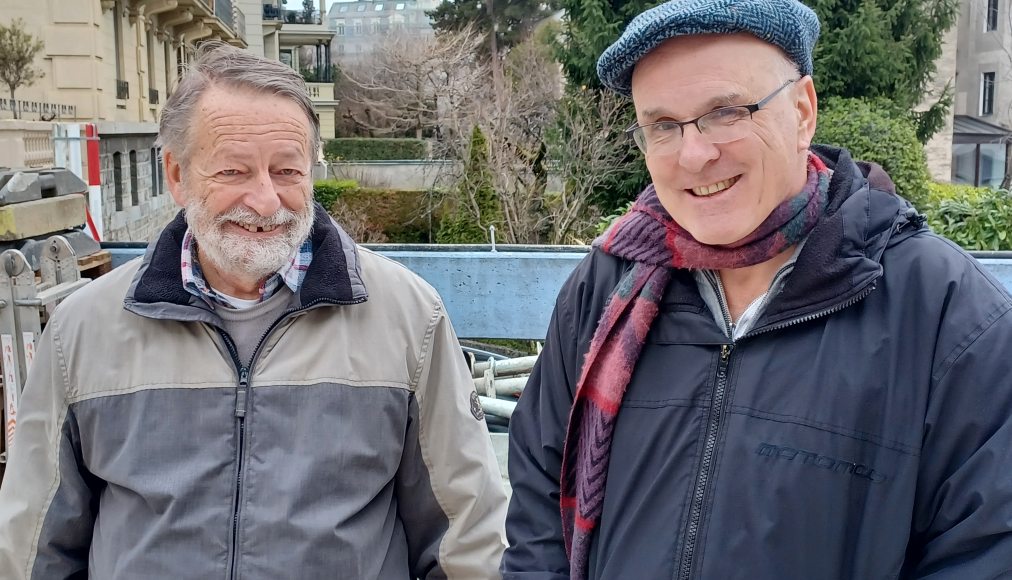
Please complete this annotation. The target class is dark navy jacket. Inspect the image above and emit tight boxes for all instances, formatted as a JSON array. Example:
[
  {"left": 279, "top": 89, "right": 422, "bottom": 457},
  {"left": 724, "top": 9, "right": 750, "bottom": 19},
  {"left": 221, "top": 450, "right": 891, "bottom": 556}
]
[{"left": 502, "top": 147, "right": 1012, "bottom": 579}]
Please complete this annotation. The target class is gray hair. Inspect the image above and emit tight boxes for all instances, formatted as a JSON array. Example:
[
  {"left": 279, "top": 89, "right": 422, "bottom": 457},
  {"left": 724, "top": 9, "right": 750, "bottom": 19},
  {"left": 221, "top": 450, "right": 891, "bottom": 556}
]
[{"left": 156, "top": 41, "right": 320, "bottom": 165}]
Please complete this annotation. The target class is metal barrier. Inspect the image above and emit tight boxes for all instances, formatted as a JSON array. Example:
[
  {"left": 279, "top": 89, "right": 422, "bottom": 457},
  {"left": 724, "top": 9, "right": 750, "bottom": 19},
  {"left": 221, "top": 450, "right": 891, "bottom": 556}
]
[{"left": 0, "top": 236, "right": 88, "bottom": 463}]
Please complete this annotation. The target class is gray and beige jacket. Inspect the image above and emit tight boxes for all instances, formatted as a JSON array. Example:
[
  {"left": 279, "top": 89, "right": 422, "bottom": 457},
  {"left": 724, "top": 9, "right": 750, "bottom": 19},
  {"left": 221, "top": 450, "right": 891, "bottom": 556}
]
[{"left": 0, "top": 207, "right": 508, "bottom": 579}]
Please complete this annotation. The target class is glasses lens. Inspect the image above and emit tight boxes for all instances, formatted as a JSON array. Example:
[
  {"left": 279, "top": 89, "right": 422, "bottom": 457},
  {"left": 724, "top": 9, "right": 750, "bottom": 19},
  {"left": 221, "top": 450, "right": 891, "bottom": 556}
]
[
  {"left": 700, "top": 107, "right": 752, "bottom": 144},
  {"left": 636, "top": 122, "right": 682, "bottom": 155}
]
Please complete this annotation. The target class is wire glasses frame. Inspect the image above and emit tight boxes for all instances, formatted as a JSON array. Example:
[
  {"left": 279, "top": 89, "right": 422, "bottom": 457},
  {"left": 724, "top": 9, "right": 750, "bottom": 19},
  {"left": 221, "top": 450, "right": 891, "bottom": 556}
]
[{"left": 625, "top": 78, "right": 799, "bottom": 156}]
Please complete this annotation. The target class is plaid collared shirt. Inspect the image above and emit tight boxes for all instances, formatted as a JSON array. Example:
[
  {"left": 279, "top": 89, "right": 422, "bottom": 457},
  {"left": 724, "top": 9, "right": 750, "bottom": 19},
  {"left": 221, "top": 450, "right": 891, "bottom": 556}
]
[{"left": 180, "top": 228, "right": 313, "bottom": 308}]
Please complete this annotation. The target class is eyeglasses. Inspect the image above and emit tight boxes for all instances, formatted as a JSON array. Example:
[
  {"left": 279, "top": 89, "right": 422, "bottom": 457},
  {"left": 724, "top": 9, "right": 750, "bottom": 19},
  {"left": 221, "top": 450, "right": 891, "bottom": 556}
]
[{"left": 625, "top": 79, "right": 799, "bottom": 156}]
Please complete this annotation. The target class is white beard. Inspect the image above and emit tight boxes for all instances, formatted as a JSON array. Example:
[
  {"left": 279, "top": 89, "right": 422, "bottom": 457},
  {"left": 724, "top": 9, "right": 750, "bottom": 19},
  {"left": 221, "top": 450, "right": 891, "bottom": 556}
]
[{"left": 185, "top": 195, "right": 315, "bottom": 281}]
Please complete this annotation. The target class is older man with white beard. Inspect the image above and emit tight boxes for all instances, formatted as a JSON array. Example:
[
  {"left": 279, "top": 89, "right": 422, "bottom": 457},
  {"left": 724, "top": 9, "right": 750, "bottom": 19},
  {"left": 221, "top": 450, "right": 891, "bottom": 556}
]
[{"left": 0, "top": 42, "right": 507, "bottom": 580}]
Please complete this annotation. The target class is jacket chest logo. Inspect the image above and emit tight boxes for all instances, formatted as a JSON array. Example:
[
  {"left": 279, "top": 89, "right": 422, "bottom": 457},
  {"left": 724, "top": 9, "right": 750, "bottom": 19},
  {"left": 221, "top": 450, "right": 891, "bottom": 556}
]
[{"left": 756, "top": 442, "right": 887, "bottom": 483}]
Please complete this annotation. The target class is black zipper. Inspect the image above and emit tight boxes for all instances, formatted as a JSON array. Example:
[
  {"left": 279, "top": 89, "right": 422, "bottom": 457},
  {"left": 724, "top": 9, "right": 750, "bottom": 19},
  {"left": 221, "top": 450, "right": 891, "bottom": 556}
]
[
  {"left": 222, "top": 295, "right": 366, "bottom": 580},
  {"left": 675, "top": 276, "right": 878, "bottom": 579},
  {"left": 743, "top": 281, "right": 878, "bottom": 340},
  {"left": 678, "top": 343, "right": 733, "bottom": 580}
]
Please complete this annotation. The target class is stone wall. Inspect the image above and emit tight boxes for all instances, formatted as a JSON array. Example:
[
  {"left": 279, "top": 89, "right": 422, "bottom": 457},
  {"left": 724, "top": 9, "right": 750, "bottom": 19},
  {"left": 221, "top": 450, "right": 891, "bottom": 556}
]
[{"left": 96, "top": 122, "right": 178, "bottom": 241}]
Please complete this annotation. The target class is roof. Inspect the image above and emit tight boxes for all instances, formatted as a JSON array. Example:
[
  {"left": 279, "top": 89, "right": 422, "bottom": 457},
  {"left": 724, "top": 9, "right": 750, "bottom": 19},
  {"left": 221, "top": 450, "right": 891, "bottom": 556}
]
[{"left": 953, "top": 115, "right": 1012, "bottom": 142}]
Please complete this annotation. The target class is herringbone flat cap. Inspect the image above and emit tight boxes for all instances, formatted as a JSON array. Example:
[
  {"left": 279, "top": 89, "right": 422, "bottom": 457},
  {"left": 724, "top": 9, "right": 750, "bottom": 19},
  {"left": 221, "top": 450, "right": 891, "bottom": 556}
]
[{"left": 597, "top": 0, "right": 821, "bottom": 95}]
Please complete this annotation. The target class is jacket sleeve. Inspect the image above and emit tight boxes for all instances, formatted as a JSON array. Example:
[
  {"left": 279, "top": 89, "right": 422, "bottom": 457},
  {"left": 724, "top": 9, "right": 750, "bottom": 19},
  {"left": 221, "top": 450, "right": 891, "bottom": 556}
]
[
  {"left": 0, "top": 317, "right": 94, "bottom": 580},
  {"left": 501, "top": 253, "right": 608, "bottom": 579},
  {"left": 906, "top": 303, "right": 1012, "bottom": 578},
  {"left": 396, "top": 299, "right": 507, "bottom": 580}
]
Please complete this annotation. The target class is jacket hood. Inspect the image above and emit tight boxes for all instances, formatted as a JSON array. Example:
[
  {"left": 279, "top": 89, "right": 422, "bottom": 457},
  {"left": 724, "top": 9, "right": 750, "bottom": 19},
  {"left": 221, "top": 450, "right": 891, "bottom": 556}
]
[
  {"left": 758, "top": 145, "right": 921, "bottom": 326},
  {"left": 124, "top": 202, "right": 368, "bottom": 321}
]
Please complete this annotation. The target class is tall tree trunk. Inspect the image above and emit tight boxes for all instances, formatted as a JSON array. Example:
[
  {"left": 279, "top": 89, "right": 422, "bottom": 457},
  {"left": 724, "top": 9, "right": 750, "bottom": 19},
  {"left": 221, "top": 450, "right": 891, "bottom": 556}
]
[{"left": 8, "top": 86, "right": 18, "bottom": 120}]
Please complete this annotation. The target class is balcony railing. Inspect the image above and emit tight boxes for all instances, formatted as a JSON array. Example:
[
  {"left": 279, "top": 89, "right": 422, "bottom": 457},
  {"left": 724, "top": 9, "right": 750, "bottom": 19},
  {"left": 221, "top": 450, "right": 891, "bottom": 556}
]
[
  {"left": 234, "top": 6, "right": 246, "bottom": 41},
  {"left": 116, "top": 80, "right": 130, "bottom": 100},
  {"left": 263, "top": 3, "right": 282, "bottom": 21},
  {"left": 283, "top": 9, "right": 322, "bottom": 24},
  {"left": 306, "top": 82, "right": 335, "bottom": 101},
  {"left": 215, "top": 0, "right": 235, "bottom": 32},
  {"left": 149, "top": 88, "right": 160, "bottom": 105}
]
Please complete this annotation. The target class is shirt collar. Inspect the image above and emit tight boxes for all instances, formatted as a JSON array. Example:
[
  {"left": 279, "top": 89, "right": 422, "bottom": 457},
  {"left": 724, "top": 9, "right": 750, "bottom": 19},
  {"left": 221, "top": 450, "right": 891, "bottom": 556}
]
[{"left": 180, "top": 228, "right": 313, "bottom": 308}]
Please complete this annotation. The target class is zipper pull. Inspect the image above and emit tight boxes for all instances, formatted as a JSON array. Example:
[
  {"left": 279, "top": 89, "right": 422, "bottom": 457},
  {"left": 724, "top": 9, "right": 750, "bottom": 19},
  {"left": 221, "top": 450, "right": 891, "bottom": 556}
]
[
  {"left": 235, "top": 368, "right": 249, "bottom": 418},
  {"left": 720, "top": 344, "right": 731, "bottom": 361}
]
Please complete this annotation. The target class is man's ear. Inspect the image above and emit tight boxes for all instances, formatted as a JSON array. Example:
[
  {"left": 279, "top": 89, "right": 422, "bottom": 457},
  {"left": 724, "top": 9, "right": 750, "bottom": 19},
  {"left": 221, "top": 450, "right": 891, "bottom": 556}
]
[
  {"left": 794, "top": 75, "right": 818, "bottom": 151},
  {"left": 164, "top": 149, "right": 189, "bottom": 207}
]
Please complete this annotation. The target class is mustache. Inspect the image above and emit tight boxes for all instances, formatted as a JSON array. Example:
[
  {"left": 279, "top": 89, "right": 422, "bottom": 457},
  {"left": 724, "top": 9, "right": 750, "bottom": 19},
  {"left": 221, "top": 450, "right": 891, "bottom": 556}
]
[{"left": 214, "top": 206, "right": 300, "bottom": 228}]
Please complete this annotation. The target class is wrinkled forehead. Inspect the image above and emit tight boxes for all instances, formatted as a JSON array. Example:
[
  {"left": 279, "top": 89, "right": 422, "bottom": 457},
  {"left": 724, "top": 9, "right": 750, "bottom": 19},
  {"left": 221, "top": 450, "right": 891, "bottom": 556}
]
[
  {"left": 631, "top": 33, "right": 795, "bottom": 93},
  {"left": 194, "top": 86, "right": 314, "bottom": 154}
]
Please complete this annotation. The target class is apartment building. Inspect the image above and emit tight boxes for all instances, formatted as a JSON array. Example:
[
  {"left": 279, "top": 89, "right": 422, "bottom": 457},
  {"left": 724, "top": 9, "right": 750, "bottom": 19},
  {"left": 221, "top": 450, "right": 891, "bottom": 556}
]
[
  {"left": 327, "top": 0, "right": 439, "bottom": 64},
  {"left": 252, "top": 0, "right": 338, "bottom": 140},
  {"left": 953, "top": 0, "right": 1012, "bottom": 186}
]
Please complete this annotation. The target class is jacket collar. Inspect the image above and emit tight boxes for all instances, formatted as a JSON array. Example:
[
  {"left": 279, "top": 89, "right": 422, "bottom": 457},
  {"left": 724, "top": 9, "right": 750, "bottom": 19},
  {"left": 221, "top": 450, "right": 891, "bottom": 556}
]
[
  {"left": 754, "top": 145, "right": 920, "bottom": 328},
  {"left": 124, "top": 203, "right": 368, "bottom": 321}
]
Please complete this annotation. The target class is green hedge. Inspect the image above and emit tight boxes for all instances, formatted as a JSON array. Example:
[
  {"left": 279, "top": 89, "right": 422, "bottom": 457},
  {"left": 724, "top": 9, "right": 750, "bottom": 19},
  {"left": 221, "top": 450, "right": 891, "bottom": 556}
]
[
  {"left": 815, "top": 97, "right": 932, "bottom": 208},
  {"left": 313, "top": 179, "right": 358, "bottom": 213},
  {"left": 314, "top": 179, "right": 433, "bottom": 243},
  {"left": 920, "top": 183, "right": 1012, "bottom": 251},
  {"left": 323, "top": 138, "right": 428, "bottom": 161}
]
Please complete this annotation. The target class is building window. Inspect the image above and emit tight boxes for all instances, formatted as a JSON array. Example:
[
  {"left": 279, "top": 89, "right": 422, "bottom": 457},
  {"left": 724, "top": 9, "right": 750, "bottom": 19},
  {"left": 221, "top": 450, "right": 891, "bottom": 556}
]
[
  {"left": 353, "top": 20, "right": 363, "bottom": 34},
  {"left": 113, "top": 152, "right": 124, "bottom": 211},
  {"left": 335, "top": 19, "right": 345, "bottom": 34},
  {"left": 357, "top": 4, "right": 366, "bottom": 11},
  {"left": 952, "top": 142, "right": 1009, "bottom": 187},
  {"left": 395, "top": 2, "right": 405, "bottom": 9},
  {"left": 987, "top": 0, "right": 999, "bottom": 31},
  {"left": 375, "top": 3, "right": 383, "bottom": 10},
  {"left": 981, "top": 72, "right": 996, "bottom": 116},
  {"left": 150, "top": 148, "right": 161, "bottom": 196},
  {"left": 339, "top": 4, "right": 349, "bottom": 11},
  {"left": 129, "top": 150, "right": 139, "bottom": 206}
]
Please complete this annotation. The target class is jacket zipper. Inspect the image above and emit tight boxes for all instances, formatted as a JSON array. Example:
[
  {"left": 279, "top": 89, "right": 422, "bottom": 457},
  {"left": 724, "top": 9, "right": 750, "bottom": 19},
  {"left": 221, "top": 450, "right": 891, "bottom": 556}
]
[
  {"left": 678, "top": 343, "right": 733, "bottom": 580},
  {"left": 221, "top": 295, "right": 365, "bottom": 580},
  {"left": 675, "top": 275, "right": 878, "bottom": 579},
  {"left": 743, "top": 281, "right": 878, "bottom": 340}
]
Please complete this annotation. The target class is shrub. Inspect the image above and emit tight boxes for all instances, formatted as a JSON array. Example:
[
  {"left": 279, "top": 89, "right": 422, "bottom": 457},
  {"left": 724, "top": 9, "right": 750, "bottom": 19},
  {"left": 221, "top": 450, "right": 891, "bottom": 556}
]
[
  {"left": 315, "top": 180, "right": 434, "bottom": 243},
  {"left": 815, "top": 97, "right": 932, "bottom": 208},
  {"left": 323, "top": 138, "right": 427, "bottom": 161},
  {"left": 436, "top": 126, "right": 502, "bottom": 244},
  {"left": 920, "top": 183, "right": 1012, "bottom": 251},
  {"left": 313, "top": 179, "right": 358, "bottom": 213}
]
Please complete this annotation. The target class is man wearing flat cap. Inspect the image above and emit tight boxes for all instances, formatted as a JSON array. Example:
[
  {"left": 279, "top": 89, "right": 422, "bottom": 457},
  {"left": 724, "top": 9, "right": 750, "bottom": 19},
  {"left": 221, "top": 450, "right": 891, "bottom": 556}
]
[{"left": 502, "top": 0, "right": 1012, "bottom": 578}]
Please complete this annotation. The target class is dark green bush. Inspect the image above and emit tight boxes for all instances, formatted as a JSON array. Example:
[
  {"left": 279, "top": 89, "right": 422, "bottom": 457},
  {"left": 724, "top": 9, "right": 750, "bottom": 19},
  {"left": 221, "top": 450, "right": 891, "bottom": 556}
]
[
  {"left": 313, "top": 179, "right": 358, "bottom": 213},
  {"left": 815, "top": 97, "right": 932, "bottom": 207},
  {"left": 323, "top": 138, "right": 428, "bottom": 161},
  {"left": 920, "top": 183, "right": 1012, "bottom": 251},
  {"left": 436, "top": 126, "right": 502, "bottom": 244}
]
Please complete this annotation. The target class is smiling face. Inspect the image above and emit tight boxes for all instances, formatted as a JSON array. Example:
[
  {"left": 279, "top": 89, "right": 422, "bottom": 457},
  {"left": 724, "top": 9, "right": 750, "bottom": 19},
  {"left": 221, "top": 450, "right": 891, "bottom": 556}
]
[
  {"left": 165, "top": 85, "right": 315, "bottom": 289},
  {"left": 630, "top": 34, "right": 818, "bottom": 246}
]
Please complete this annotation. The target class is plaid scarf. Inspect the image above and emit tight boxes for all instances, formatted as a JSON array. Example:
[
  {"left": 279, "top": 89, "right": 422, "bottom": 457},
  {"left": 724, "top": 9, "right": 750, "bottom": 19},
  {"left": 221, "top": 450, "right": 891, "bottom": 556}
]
[
  {"left": 560, "top": 153, "right": 830, "bottom": 579},
  {"left": 180, "top": 229, "right": 313, "bottom": 308}
]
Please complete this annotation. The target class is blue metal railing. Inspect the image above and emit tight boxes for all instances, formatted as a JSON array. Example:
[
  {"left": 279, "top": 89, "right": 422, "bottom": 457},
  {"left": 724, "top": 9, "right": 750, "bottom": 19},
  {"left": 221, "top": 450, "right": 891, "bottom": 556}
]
[{"left": 100, "top": 243, "right": 1012, "bottom": 340}]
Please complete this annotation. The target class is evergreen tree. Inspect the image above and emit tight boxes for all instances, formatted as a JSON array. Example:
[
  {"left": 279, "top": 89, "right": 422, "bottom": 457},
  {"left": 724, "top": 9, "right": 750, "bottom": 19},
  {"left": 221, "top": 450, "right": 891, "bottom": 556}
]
[
  {"left": 805, "top": 0, "right": 959, "bottom": 142},
  {"left": 551, "top": 0, "right": 661, "bottom": 211},
  {"left": 427, "top": 0, "right": 560, "bottom": 56},
  {"left": 436, "top": 125, "right": 503, "bottom": 244}
]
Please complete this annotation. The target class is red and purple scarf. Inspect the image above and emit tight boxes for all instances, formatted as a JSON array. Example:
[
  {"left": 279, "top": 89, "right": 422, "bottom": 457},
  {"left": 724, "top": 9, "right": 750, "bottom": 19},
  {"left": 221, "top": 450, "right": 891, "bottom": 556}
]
[{"left": 560, "top": 153, "right": 831, "bottom": 579}]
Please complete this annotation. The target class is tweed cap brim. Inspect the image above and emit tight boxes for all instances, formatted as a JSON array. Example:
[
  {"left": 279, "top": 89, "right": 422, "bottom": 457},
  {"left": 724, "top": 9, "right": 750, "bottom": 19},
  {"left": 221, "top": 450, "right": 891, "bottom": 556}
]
[{"left": 597, "top": 0, "right": 821, "bottom": 96}]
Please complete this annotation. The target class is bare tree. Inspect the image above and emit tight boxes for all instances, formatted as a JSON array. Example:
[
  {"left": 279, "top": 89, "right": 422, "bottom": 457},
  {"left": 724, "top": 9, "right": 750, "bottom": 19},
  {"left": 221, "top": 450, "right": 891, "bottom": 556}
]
[
  {"left": 0, "top": 18, "right": 45, "bottom": 120},
  {"left": 545, "top": 90, "right": 632, "bottom": 244},
  {"left": 336, "top": 29, "right": 487, "bottom": 139}
]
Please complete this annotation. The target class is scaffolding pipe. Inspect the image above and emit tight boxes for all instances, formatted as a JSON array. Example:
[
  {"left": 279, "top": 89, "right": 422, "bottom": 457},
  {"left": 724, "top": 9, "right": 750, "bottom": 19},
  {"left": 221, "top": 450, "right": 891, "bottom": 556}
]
[
  {"left": 472, "top": 355, "right": 539, "bottom": 378},
  {"left": 474, "top": 375, "right": 529, "bottom": 397},
  {"left": 480, "top": 396, "right": 515, "bottom": 419}
]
